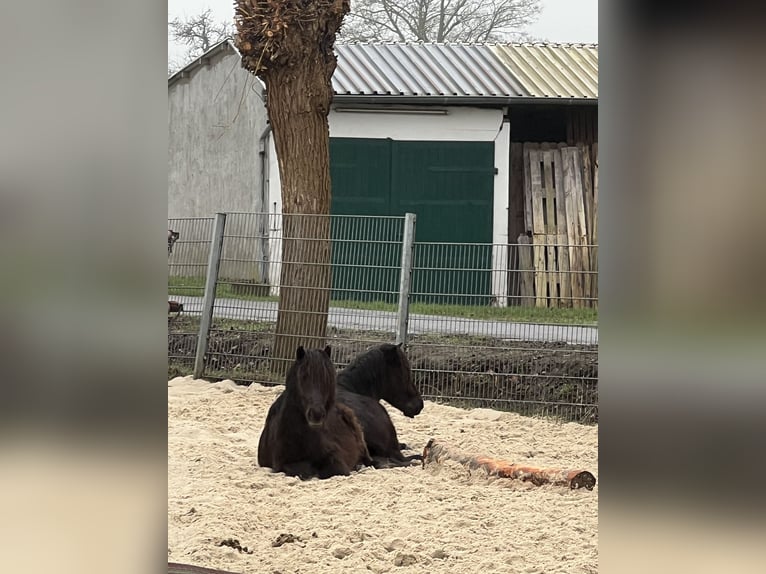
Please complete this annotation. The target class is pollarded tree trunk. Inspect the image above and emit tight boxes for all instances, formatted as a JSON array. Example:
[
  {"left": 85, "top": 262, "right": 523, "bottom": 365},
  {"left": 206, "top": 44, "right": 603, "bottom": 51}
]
[
  {"left": 263, "top": 64, "right": 334, "bottom": 374},
  {"left": 234, "top": 0, "right": 350, "bottom": 375}
]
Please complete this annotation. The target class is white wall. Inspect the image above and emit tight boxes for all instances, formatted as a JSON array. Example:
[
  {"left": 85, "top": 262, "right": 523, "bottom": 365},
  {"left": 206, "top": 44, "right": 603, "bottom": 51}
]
[
  {"left": 329, "top": 106, "right": 504, "bottom": 141},
  {"left": 267, "top": 105, "right": 511, "bottom": 302},
  {"left": 492, "top": 117, "right": 511, "bottom": 306},
  {"left": 168, "top": 48, "right": 270, "bottom": 281},
  {"left": 168, "top": 49, "right": 268, "bottom": 218}
]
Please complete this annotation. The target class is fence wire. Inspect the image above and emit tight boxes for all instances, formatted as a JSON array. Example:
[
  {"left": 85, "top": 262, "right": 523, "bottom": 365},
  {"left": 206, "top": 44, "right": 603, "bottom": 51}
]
[
  {"left": 203, "top": 212, "right": 408, "bottom": 380},
  {"left": 408, "top": 241, "right": 597, "bottom": 423},
  {"left": 168, "top": 217, "right": 215, "bottom": 374},
  {"left": 167, "top": 212, "right": 598, "bottom": 423}
]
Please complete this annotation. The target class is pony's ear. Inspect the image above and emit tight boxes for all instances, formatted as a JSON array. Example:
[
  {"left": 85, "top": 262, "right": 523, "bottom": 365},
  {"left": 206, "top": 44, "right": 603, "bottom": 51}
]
[
  {"left": 383, "top": 343, "right": 400, "bottom": 364},
  {"left": 296, "top": 346, "right": 306, "bottom": 360},
  {"left": 323, "top": 345, "right": 332, "bottom": 358},
  {"left": 396, "top": 342, "right": 403, "bottom": 348}
]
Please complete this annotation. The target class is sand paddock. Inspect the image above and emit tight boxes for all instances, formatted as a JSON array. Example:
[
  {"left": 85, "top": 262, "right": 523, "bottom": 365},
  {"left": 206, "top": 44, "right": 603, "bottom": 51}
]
[{"left": 168, "top": 377, "right": 598, "bottom": 574}]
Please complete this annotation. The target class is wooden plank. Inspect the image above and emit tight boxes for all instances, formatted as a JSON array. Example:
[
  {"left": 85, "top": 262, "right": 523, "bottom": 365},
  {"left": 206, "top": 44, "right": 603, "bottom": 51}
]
[
  {"left": 556, "top": 232, "right": 572, "bottom": 307},
  {"left": 508, "top": 142, "right": 525, "bottom": 304},
  {"left": 422, "top": 439, "right": 597, "bottom": 490},
  {"left": 540, "top": 149, "right": 558, "bottom": 306},
  {"left": 580, "top": 146, "right": 597, "bottom": 307},
  {"left": 552, "top": 149, "right": 572, "bottom": 307},
  {"left": 578, "top": 144, "right": 595, "bottom": 308},
  {"left": 561, "top": 147, "right": 584, "bottom": 308},
  {"left": 591, "top": 143, "right": 599, "bottom": 246},
  {"left": 570, "top": 147, "right": 592, "bottom": 308},
  {"left": 517, "top": 233, "right": 534, "bottom": 307},
  {"left": 542, "top": 149, "right": 557, "bottom": 234},
  {"left": 522, "top": 144, "right": 535, "bottom": 233},
  {"left": 533, "top": 234, "right": 547, "bottom": 307},
  {"left": 579, "top": 144, "right": 595, "bottom": 247},
  {"left": 544, "top": 234, "right": 558, "bottom": 308},
  {"left": 529, "top": 149, "right": 545, "bottom": 235},
  {"left": 591, "top": 143, "right": 599, "bottom": 309},
  {"left": 527, "top": 146, "right": 547, "bottom": 307}
]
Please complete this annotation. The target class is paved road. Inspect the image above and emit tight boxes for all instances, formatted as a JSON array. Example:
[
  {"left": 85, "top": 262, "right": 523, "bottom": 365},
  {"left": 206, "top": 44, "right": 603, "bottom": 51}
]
[{"left": 171, "top": 295, "right": 598, "bottom": 345}]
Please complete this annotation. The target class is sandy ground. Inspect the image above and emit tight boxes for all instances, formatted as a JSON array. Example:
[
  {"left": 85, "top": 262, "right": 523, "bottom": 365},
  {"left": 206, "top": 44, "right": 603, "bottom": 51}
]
[{"left": 168, "top": 377, "right": 598, "bottom": 574}]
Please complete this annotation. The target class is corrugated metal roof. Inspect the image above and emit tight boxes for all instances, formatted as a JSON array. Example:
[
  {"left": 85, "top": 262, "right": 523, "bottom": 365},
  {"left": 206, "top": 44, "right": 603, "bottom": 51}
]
[
  {"left": 170, "top": 41, "right": 598, "bottom": 101},
  {"left": 333, "top": 43, "right": 527, "bottom": 98},
  {"left": 333, "top": 43, "right": 598, "bottom": 100},
  {"left": 491, "top": 43, "right": 598, "bottom": 99}
]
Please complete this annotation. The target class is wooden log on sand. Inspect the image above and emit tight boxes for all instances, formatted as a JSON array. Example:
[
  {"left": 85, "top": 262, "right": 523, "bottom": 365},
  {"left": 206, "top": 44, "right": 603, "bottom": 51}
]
[
  {"left": 422, "top": 439, "right": 596, "bottom": 491},
  {"left": 168, "top": 563, "right": 240, "bottom": 574}
]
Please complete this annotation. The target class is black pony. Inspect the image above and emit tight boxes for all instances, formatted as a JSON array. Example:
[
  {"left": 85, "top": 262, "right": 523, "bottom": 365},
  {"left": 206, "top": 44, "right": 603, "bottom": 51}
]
[
  {"left": 336, "top": 343, "right": 424, "bottom": 467},
  {"left": 257, "top": 346, "right": 372, "bottom": 479}
]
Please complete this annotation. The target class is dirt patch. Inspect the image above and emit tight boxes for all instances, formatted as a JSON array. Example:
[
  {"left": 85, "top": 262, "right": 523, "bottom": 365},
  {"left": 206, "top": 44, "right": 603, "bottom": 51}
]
[
  {"left": 169, "top": 317, "right": 598, "bottom": 423},
  {"left": 272, "top": 533, "right": 303, "bottom": 548},
  {"left": 216, "top": 539, "right": 253, "bottom": 554}
]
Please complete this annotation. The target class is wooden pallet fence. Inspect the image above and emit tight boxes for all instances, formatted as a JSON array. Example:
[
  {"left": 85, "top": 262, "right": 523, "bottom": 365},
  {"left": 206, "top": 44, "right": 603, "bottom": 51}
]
[{"left": 521, "top": 143, "right": 597, "bottom": 308}]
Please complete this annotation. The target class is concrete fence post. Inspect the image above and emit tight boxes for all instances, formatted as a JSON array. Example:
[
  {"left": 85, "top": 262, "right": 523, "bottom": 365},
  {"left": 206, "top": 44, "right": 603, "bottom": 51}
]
[{"left": 193, "top": 212, "right": 227, "bottom": 379}]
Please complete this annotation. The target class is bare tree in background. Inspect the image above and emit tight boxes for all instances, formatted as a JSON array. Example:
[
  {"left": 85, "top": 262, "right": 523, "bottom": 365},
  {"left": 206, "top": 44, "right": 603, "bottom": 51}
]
[
  {"left": 340, "top": 0, "right": 541, "bottom": 42},
  {"left": 168, "top": 9, "right": 233, "bottom": 73}
]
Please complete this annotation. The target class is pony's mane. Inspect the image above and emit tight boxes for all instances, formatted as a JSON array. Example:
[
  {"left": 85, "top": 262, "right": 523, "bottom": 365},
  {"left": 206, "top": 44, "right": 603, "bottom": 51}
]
[
  {"left": 337, "top": 344, "right": 402, "bottom": 395},
  {"left": 286, "top": 348, "right": 336, "bottom": 392}
]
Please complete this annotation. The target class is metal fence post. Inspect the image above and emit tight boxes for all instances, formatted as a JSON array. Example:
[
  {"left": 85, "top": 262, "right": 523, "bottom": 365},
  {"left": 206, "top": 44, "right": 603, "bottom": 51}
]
[
  {"left": 193, "top": 212, "right": 227, "bottom": 379},
  {"left": 396, "top": 213, "right": 417, "bottom": 346}
]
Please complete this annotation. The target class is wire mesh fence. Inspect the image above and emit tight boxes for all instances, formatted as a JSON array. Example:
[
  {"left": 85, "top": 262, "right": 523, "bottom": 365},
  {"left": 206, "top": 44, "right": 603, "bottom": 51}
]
[
  {"left": 407, "top": 241, "right": 598, "bottom": 423},
  {"left": 202, "top": 212, "right": 409, "bottom": 381},
  {"left": 167, "top": 212, "right": 598, "bottom": 423},
  {"left": 168, "top": 217, "right": 215, "bottom": 374}
]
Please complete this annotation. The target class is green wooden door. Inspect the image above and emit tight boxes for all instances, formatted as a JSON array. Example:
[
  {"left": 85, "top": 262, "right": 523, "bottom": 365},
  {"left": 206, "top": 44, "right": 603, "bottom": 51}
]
[
  {"left": 330, "top": 138, "right": 400, "bottom": 303},
  {"left": 391, "top": 141, "right": 495, "bottom": 305},
  {"left": 329, "top": 138, "right": 495, "bottom": 305}
]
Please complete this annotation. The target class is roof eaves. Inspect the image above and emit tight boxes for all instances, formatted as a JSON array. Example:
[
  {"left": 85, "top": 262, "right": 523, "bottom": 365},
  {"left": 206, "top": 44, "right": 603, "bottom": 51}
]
[{"left": 168, "top": 37, "right": 238, "bottom": 87}]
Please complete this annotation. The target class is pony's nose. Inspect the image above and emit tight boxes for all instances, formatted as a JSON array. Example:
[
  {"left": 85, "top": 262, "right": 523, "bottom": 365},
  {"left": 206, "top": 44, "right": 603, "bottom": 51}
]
[
  {"left": 404, "top": 397, "right": 424, "bottom": 418},
  {"left": 306, "top": 406, "right": 326, "bottom": 427}
]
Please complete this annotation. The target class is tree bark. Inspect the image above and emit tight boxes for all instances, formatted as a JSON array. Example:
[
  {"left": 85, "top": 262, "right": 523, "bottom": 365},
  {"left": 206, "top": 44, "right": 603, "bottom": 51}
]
[
  {"left": 266, "top": 65, "right": 334, "bottom": 374},
  {"left": 234, "top": 0, "right": 350, "bottom": 375},
  {"left": 422, "top": 439, "right": 597, "bottom": 490}
]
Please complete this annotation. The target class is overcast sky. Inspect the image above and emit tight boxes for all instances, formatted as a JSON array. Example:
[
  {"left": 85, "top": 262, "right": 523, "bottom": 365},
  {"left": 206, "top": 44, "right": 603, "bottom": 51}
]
[{"left": 168, "top": 0, "right": 598, "bottom": 62}]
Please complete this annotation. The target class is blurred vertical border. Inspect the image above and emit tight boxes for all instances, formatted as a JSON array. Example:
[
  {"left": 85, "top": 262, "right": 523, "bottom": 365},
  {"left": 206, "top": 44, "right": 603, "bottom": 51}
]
[
  {"left": 600, "top": 1, "right": 766, "bottom": 572},
  {"left": 0, "top": 2, "right": 168, "bottom": 573}
]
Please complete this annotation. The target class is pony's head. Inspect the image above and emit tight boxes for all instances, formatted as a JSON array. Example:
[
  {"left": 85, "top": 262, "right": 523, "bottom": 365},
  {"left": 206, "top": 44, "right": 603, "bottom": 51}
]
[
  {"left": 286, "top": 345, "right": 336, "bottom": 427},
  {"left": 378, "top": 343, "right": 424, "bottom": 418}
]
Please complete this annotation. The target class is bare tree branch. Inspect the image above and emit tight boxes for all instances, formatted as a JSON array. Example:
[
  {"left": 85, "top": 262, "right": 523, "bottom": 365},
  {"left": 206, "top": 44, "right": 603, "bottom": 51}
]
[
  {"left": 340, "top": 0, "right": 541, "bottom": 43},
  {"left": 168, "top": 8, "right": 233, "bottom": 69}
]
